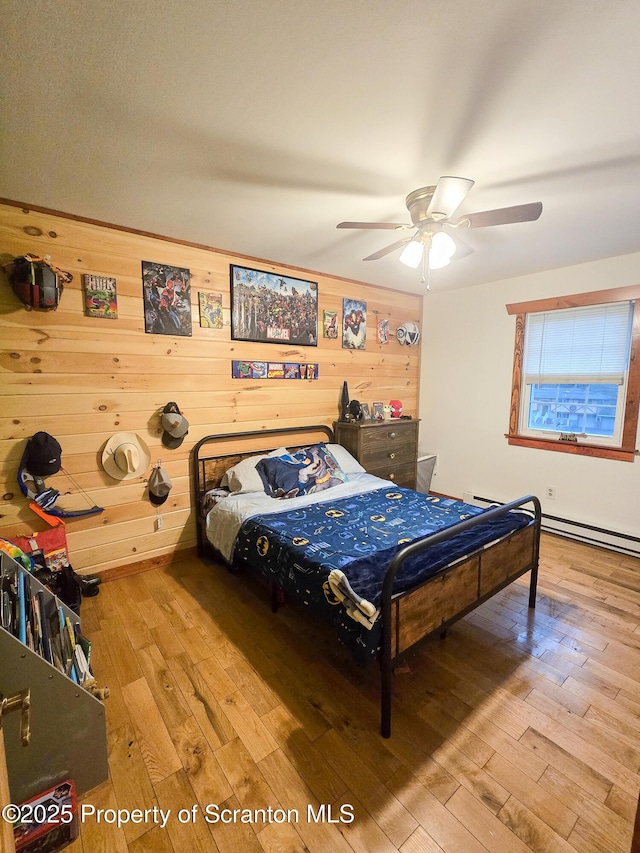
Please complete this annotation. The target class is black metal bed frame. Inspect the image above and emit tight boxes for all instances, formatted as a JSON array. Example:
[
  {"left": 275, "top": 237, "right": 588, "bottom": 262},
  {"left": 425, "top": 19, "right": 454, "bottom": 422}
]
[{"left": 191, "top": 424, "right": 541, "bottom": 738}]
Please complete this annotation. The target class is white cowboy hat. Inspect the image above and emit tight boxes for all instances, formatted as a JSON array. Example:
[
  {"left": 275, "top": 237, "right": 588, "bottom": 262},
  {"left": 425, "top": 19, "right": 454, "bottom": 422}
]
[{"left": 102, "top": 432, "right": 151, "bottom": 480}]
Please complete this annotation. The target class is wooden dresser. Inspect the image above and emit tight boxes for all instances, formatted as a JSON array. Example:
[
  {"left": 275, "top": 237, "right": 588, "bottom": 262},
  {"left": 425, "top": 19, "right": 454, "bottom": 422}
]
[{"left": 333, "top": 419, "right": 419, "bottom": 489}]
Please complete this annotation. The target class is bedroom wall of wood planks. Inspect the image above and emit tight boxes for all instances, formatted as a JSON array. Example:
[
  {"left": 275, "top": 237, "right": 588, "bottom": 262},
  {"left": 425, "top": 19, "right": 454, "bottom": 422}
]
[{"left": 0, "top": 200, "right": 423, "bottom": 575}]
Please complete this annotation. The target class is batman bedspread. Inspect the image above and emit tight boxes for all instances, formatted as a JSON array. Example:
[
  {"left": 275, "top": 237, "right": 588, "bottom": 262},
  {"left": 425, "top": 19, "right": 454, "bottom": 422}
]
[{"left": 232, "top": 486, "right": 532, "bottom": 664}]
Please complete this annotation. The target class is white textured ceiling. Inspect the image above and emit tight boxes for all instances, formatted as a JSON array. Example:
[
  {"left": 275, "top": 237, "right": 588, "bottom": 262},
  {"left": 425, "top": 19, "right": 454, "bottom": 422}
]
[{"left": 1, "top": 1, "right": 639, "bottom": 294}]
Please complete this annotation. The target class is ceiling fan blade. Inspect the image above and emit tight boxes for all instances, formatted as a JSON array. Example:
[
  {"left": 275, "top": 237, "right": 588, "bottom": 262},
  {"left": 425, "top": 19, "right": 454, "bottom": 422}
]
[
  {"left": 448, "top": 231, "right": 475, "bottom": 260},
  {"left": 427, "top": 176, "right": 474, "bottom": 220},
  {"left": 363, "top": 236, "right": 412, "bottom": 261},
  {"left": 456, "top": 201, "right": 543, "bottom": 229},
  {"left": 336, "top": 221, "right": 410, "bottom": 230}
]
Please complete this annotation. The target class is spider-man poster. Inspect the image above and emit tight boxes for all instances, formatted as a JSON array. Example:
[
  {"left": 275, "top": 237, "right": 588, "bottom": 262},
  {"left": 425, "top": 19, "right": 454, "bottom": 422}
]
[
  {"left": 342, "top": 298, "right": 367, "bottom": 350},
  {"left": 142, "top": 261, "right": 192, "bottom": 336}
]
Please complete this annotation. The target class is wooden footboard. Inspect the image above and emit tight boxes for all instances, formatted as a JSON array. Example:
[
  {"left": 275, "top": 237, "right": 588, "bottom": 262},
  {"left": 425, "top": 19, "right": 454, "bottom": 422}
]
[
  {"left": 380, "top": 495, "right": 541, "bottom": 737},
  {"left": 390, "top": 524, "right": 536, "bottom": 656}
]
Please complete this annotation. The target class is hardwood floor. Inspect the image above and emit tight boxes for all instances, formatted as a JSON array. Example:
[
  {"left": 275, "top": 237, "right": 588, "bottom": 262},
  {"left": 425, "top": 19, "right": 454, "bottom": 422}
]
[{"left": 67, "top": 532, "right": 640, "bottom": 852}]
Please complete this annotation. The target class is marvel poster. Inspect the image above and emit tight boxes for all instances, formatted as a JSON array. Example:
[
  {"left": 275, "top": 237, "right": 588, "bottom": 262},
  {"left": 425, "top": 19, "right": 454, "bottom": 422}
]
[
  {"left": 230, "top": 265, "right": 318, "bottom": 346},
  {"left": 342, "top": 298, "right": 367, "bottom": 350},
  {"left": 142, "top": 261, "right": 192, "bottom": 336}
]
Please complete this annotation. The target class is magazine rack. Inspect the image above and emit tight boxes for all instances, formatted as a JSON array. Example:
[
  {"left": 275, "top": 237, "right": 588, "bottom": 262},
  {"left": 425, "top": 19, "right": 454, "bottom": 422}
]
[{"left": 0, "top": 551, "right": 108, "bottom": 804}]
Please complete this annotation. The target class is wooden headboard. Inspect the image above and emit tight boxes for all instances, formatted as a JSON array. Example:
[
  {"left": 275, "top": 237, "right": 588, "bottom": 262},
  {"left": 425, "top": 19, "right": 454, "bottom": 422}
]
[{"left": 191, "top": 424, "right": 334, "bottom": 557}]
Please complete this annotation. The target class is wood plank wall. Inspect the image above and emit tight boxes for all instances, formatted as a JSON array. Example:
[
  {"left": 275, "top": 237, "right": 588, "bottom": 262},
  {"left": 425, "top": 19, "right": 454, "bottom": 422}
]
[{"left": 0, "top": 201, "right": 422, "bottom": 575}]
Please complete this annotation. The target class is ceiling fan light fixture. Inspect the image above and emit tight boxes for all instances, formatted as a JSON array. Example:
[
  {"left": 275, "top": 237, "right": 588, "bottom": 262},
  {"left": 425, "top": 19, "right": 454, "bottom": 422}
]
[
  {"left": 399, "top": 239, "right": 424, "bottom": 268},
  {"left": 427, "top": 251, "right": 451, "bottom": 270},
  {"left": 428, "top": 231, "right": 456, "bottom": 269}
]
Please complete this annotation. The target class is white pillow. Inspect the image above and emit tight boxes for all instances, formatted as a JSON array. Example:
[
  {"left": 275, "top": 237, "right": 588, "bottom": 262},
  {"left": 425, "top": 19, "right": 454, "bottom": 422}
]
[
  {"left": 221, "top": 454, "right": 269, "bottom": 494},
  {"left": 326, "top": 443, "right": 365, "bottom": 474}
]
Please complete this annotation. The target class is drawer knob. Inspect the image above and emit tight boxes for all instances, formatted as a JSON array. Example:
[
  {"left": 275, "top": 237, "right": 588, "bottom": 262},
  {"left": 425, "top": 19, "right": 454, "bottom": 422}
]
[
  {"left": 389, "top": 473, "right": 395, "bottom": 479},
  {"left": 389, "top": 432, "right": 396, "bottom": 439},
  {"left": 389, "top": 452, "right": 396, "bottom": 460}
]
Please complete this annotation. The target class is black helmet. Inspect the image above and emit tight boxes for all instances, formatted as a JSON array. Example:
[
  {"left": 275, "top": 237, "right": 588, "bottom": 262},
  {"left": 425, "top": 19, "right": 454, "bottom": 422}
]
[{"left": 8, "top": 253, "right": 72, "bottom": 311}]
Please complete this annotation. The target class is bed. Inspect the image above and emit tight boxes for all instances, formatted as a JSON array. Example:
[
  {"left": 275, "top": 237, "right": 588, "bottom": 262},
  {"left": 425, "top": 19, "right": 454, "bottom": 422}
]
[{"left": 192, "top": 424, "right": 541, "bottom": 737}]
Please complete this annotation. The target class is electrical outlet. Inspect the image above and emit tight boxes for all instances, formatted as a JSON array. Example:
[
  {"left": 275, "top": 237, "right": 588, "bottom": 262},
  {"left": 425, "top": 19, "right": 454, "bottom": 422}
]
[
  {"left": 546, "top": 486, "right": 556, "bottom": 500},
  {"left": 155, "top": 516, "right": 163, "bottom": 531}
]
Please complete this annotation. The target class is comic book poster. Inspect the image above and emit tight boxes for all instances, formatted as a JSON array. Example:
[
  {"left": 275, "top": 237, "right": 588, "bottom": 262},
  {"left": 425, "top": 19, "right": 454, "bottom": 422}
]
[
  {"left": 232, "top": 360, "right": 318, "bottom": 379},
  {"left": 230, "top": 265, "right": 317, "bottom": 345},
  {"left": 267, "top": 363, "right": 285, "bottom": 379},
  {"left": 283, "top": 363, "right": 300, "bottom": 379},
  {"left": 83, "top": 274, "right": 118, "bottom": 319},
  {"left": 142, "top": 261, "right": 192, "bottom": 336},
  {"left": 323, "top": 309, "right": 338, "bottom": 339},
  {"left": 342, "top": 298, "right": 367, "bottom": 350},
  {"left": 377, "top": 318, "right": 390, "bottom": 344},
  {"left": 198, "top": 291, "right": 223, "bottom": 328},
  {"left": 232, "top": 361, "right": 267, "bottom": 379}
]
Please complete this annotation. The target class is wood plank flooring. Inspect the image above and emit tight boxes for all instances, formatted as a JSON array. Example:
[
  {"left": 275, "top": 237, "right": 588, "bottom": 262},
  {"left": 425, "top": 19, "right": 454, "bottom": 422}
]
[{"left": 66, "top": 533, "right": 640, "bottom": 852}]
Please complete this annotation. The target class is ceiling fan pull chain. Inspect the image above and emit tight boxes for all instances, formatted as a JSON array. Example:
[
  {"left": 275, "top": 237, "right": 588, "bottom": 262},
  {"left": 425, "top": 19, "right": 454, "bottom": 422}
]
[{"left": 421, "top": 252, "right": 431, "bottom": 291}]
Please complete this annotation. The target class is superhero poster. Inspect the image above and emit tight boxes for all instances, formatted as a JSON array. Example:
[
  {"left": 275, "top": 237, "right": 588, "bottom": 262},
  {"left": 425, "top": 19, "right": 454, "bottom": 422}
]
[
  {"left": 377, "top": 317, "right": 390, "bottom": 345},
  {"left": 83, "top": 274, "right": 118, "bottom": 319},
  {"left": 231, "top": 360, "right": 318, "bottom": 379},
  {"left": 323, "top": 309, "right": 338, "bottom": 339},
  {"left": 142, "top": 261, "right": 192, "bottom": 336},
  {"left": 230, "top": 265, "right": 318, "bottom": 345},
  {"left": 342, "top": 298, "right": 367, "bottom": 350},
  {"left": 198, "top": 291, "right": 223, "bottom": 328}
]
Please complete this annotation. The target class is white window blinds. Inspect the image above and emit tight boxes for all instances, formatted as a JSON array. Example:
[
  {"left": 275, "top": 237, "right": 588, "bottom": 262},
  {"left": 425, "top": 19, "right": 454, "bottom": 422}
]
[{"left": 523, "top": 301, "right": 633, "bottom": 385}]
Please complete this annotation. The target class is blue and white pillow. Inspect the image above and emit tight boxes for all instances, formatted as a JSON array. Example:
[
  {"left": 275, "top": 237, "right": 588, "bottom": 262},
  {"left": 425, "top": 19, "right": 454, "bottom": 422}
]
[{"left": 256, "top": 444, "right": 347, "bottom": 499}]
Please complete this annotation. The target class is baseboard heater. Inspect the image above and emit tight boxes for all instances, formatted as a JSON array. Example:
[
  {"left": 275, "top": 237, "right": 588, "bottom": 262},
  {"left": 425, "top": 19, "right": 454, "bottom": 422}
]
[{"left": 462, "top": 492, "right": 640, "bottom": 559}]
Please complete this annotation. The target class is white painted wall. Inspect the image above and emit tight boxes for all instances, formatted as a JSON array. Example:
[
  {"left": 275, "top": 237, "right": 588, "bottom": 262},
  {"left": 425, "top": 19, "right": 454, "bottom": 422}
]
[{"left": 418, "top": 252, "right": 640, "bottom": 539}]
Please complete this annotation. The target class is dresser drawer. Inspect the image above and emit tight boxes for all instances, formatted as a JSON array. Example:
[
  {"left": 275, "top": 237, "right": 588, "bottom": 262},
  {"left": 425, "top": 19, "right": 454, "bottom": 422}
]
[
  {"left": 361, "top": 422, "right": 417, "bottom": 451},
  {"left": 368, "top": 461, "right": 416, "bottom": 488},
  {"left": 361, "top": 439, "right": 416, "bottom": 470}
]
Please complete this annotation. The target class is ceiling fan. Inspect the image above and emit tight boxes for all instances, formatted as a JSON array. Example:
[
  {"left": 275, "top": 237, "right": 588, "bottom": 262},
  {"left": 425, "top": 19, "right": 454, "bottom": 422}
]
[{"left": 337, "top": 176, "right": 542, "bottom": 271}]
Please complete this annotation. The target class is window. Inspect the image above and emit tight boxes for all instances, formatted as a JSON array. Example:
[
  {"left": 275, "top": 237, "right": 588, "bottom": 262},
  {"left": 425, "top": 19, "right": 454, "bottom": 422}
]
[{"left": 506, "top": 287, "right": 640, "bottom": 461}]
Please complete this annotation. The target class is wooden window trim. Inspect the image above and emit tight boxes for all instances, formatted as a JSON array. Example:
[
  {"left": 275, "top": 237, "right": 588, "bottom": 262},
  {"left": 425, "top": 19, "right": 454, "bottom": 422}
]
[{"left": 506, "top": 286, "right": 640, "bottom": 462}]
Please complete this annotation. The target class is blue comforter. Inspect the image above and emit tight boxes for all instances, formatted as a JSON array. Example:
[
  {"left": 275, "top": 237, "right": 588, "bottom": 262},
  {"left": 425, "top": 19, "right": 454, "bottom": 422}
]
[{"left": 233, "top": 487, "right": 531, "bottom": 663}]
